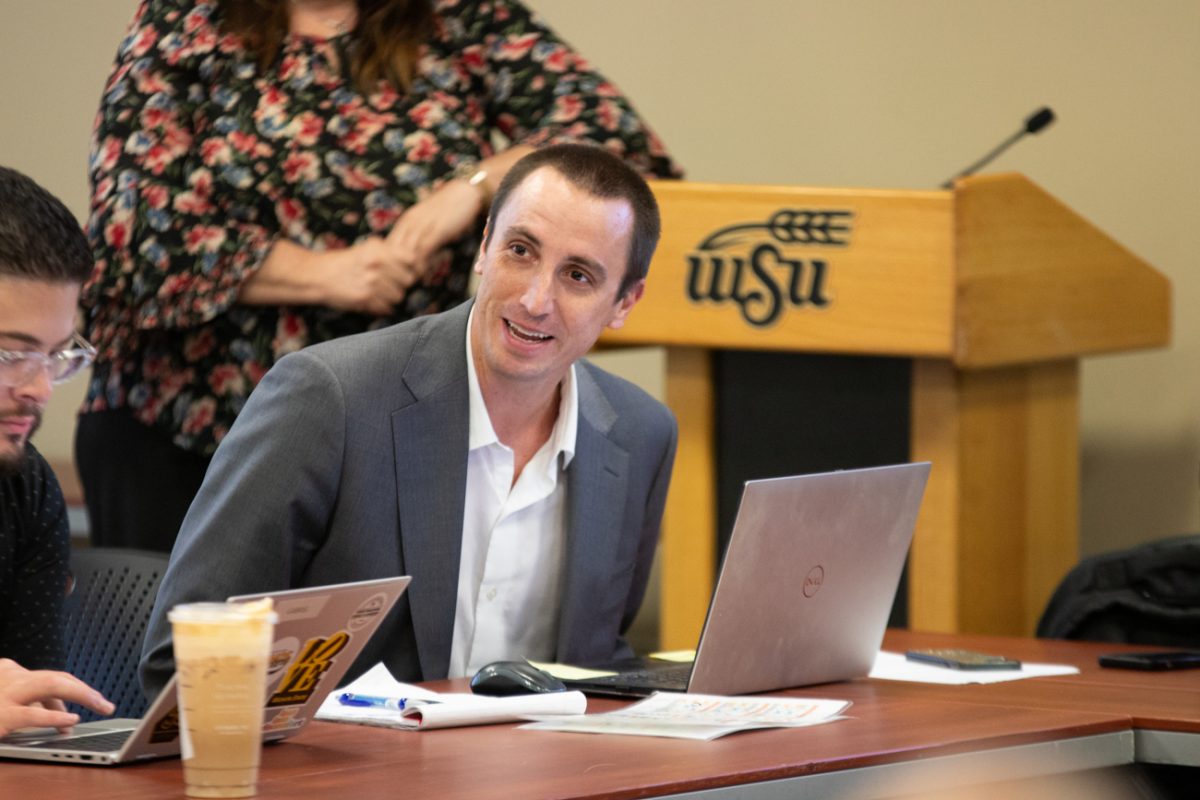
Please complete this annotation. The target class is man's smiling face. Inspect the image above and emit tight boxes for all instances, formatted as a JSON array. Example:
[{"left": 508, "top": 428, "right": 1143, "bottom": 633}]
[{"left": 469, "top": 166, "right": 644, "bottom": 397}]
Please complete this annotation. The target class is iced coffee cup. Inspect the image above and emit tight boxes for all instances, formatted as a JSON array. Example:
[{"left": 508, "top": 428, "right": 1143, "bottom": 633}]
[{"left": 169, "top": 599, "right": 276, "bottom": 798}]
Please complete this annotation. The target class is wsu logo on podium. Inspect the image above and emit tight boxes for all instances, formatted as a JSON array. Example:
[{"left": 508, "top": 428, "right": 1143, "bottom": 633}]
[{"left": 686, "top": 209, "right": 853, "bottom": 327}]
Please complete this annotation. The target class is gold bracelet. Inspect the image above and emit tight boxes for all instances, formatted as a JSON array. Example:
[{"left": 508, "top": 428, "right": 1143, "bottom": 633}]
[{"left": 451, "top": 160, "right": 492, "bottom": 209}]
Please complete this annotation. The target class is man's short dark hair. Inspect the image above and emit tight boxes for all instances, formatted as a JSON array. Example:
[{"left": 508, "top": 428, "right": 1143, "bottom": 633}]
[
  {"left": 485, "top": 143, "right": 661, "bottom": 299},
  {"left": 0, "top": 166, "right": 93, "bottom": 284}
]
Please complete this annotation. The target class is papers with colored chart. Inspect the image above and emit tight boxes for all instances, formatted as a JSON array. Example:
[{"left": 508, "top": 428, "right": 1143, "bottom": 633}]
[{"left": 520, "top": 692, "right": 851, "bottom": 741}]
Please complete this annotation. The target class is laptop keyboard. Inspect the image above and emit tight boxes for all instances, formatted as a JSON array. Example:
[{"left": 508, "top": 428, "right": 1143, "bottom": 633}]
[
  {"left": 589, "top": 663, "right": 692, "bottom": 690},
  {"left": 22, "top": 730, "right": 132, "bottom": 752}
]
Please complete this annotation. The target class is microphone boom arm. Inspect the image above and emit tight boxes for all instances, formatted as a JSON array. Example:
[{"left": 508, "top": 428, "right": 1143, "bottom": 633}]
[{"left": 939, "top": 106, "right": 1056, "bottom": 189}]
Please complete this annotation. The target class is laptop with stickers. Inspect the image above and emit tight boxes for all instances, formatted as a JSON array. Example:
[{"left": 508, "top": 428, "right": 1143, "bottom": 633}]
[{"left": 0, "top": 576, "right": 410, "bottom": 764}]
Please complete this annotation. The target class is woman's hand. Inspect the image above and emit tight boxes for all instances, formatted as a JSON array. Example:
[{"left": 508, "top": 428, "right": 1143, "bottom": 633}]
[
  {"left": 239, "top": 237, "right": 420, "bottom": 316},
  {"left": 322, "top": 237, "right": 422, "bottom": 316},
  {"left": 385, "top": 146, "right": 535, "bottom": 280},
  {"left": 0, "top": 659, "right": 115, "bottom": 737},
  {"left": 385, "top": 179, "right": 487, "bottom": 281},
  {"left": 239, "top": 147, "right": 535, "bottom": 315}
]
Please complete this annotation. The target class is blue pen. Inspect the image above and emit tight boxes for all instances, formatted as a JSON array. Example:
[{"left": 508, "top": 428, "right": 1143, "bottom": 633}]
[{"left": 337, "top": 692, "right": 410, "bottom": 711}]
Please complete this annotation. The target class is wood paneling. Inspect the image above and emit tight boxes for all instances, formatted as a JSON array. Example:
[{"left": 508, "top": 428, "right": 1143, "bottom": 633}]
[
  {"left": 910, "top": 360, "right": 1079, "bottom": 634},
  {"left": 601, "top": 174, "right": 1165, "bottom": 638},
  {"left": 660, "top": 347, "right": 716, "bottom": 648}
]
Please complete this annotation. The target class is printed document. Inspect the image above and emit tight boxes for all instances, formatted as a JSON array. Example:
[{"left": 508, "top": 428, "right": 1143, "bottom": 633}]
[
  {"left": 869, "top": 651, "right": 1080, "bottom": 685},
  {"left": 521, "top": 692, "right": 850, "bottom": 741}
]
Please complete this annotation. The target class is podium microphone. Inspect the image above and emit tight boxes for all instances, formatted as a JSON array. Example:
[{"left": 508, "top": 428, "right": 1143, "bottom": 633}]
[{"left": 939, "top": 106, "right": 1056, "bottom": 189}]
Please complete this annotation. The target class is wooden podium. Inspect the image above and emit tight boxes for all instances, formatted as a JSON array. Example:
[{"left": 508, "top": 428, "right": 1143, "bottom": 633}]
[{"left": 600, "top": 172, "right": 1170, "bottom": 646}]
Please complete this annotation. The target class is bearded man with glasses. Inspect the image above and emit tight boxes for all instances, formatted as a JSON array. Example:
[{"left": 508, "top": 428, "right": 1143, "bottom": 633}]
[{"left": 0, "top": 167, "right": 114, "bottom": 736}]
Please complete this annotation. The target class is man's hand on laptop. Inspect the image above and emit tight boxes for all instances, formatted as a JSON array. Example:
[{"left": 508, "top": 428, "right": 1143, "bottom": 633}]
[{"left": 0, "top": 659, "right": 115, "bottom": 736}]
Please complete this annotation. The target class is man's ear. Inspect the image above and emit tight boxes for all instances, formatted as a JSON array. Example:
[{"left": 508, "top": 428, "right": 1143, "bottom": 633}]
[
  {"left": 607, "top": 279, "right": 645, "bottom": 330},
  {"left": 474, "top": 221, "right": 491, "bottom": 276}
]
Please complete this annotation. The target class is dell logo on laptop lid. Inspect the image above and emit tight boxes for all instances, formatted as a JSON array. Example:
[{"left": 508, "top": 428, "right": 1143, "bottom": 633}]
[{"left": 803, "top": 565, "right": 825, "bottom": 597}]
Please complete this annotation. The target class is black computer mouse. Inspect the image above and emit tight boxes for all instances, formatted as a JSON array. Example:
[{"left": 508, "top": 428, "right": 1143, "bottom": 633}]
[{"left": 469, "top": 660, "right": 568, "bottom": 696}]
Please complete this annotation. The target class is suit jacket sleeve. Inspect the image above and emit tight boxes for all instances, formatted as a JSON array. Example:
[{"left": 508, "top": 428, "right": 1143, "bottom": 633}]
[
  {"left": 616, "top": 404, "right": 678, "bottom": 659},
  {"left": 139, "top": 349, "right": 346, "bottom": 699}
]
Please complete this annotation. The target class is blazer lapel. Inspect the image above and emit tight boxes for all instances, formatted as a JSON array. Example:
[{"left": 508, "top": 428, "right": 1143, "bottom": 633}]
[
  {"left": 391, "top": 303, "right": 472, "bottom": 679},
  {"left": 557, "top": 365, "right": 629, "bottom": 663}
]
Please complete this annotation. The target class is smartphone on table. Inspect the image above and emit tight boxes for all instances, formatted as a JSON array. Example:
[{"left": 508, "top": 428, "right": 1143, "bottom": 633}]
[
  {"left": 1098, "top": 651, "right": 1200, "bottom": 671},
  {"left": 905, "top": 648, "right": 1022, "bottom": 670}
]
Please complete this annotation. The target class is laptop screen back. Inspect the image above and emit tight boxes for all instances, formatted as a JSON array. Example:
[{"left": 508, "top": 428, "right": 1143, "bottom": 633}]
[
  {"left": 688, "top": 462, "right": 930, "bottom": 695},
  {"left": 0, "top": 576, "right": 410, "bottom": 764}
]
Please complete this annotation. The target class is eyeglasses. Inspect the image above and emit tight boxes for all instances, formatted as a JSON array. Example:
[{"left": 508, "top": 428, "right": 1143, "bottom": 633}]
[{"left": 0, "top": 333, "right": 97, "bottom": 387}]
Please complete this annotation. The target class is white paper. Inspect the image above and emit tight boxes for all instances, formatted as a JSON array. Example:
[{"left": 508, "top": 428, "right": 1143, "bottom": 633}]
[
  {"left": 869, "top": 651, "right": 1080, "bottom": 684},
  {"left": 521, "top": 692, "right": 851, "bottom": 741},
  {"left": 528, "top": 661, "right": 617, "bottom": 680},
  {"left": 315, "top": 662, "right": 587, "bottom": 730}
]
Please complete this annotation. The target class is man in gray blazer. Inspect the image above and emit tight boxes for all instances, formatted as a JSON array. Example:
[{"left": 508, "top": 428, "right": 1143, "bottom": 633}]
[{"left": 141, "top": 144, "right": 677, "bottom": 697}]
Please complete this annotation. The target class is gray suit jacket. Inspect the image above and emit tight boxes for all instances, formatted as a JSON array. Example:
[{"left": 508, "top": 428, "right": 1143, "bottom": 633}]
[{"left": 140, "top": 301, "right": 677, "bottom": 698}]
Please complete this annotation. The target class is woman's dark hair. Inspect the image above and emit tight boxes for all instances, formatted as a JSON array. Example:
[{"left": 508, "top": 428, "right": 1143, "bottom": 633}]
[{"left": 220, "top": 0, "right": 436, "bottom": 94}]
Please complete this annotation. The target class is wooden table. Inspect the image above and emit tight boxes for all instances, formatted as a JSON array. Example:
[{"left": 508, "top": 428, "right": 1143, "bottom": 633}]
[
  {"left": 881, "top": 630, "right": 1200, "bottom": 769},
  {"left": 3, "top": 632, "right": 1196, "bottom": 800}
]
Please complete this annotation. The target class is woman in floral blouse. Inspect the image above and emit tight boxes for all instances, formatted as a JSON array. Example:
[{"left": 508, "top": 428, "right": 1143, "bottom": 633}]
[{"left": 78, "top": 0, "right": 681, "bottom": 552}]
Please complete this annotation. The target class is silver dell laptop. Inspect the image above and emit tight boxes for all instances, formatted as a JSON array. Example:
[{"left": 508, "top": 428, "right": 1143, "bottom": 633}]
[
  {"left": 565, "top": 462, "right": 931, "bottom": 697},
  {"left": 0, "top": 576, "right": 410, "bottom": 765}
]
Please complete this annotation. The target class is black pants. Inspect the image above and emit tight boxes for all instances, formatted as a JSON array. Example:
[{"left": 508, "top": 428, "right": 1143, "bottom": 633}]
[{"left": 75, "top": 410, "right": 211, "bottom": 553}]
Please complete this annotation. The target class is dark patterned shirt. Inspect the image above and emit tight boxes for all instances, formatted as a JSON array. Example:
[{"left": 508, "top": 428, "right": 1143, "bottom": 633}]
[
  {"left": 82, "top": 0, "right": 681, "bottom": 455},
  {"left": 0, "top": 445, "right": 69, "bottom": 670}
]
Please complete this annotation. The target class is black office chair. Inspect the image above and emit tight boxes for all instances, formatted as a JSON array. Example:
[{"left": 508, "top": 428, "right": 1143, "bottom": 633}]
[
  {"left": 1037, "top": 534, "right": 1200, "bottom": 647},
  {"left": 61, "top": 547, "right": 170, "bottom": 721},
  {"left": 1036, "top": 535, "right": 1200, "bottom": 800}
]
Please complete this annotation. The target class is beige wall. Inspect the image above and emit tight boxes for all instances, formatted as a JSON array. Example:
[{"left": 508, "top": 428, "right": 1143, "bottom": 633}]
[{"left": 4, "top": 0, "right": 1198, "bottom": 558}]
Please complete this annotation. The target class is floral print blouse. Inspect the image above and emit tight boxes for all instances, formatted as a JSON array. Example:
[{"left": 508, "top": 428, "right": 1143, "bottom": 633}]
[{"left": 82, "top": 0, "right": 681, "bottom": 455}]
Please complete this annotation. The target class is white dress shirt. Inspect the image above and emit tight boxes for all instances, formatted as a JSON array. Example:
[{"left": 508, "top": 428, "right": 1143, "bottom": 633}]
[{"left": 446, "top": 310, "right": 578, "bottom": 678}]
